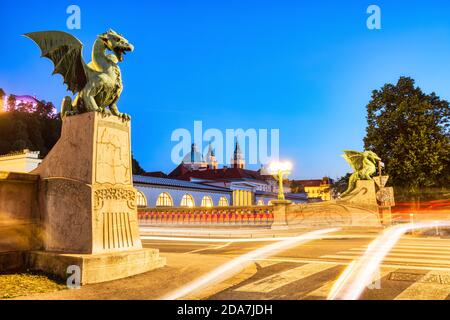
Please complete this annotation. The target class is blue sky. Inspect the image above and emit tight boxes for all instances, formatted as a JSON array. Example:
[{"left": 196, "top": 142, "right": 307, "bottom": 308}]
[{"left": 1, "top": 0, "right": 450, "bottom": 179}]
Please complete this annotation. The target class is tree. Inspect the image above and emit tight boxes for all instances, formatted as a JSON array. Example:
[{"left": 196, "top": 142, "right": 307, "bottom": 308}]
[
  {"left": 331, "top": 173, "right": 351, "bottom": 196},
  {"left": 289, "top": 180, "right": 305, "bottom": 193},
  {"left": 132, "top": 154, "right": 145, "bottom": 175},
  {"left": 0, "top": 106, "right": 61, "bottom": 157},
  {"left": 7, "top": 95, "right": 16, "bottom": 112},
  {"left": 364, "top": 77, "right": 450, "bottom": 192},
  {"left": 0, "top": 88, "right": 5, "bottom": 111},
  {"left": 35, "top": 101, "right": 56, "bottom": 118}
]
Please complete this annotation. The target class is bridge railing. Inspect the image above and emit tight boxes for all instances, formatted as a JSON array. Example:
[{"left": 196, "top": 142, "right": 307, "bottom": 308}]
[{"left": 138, "top": 206, "right": 274, "bottom": 227}]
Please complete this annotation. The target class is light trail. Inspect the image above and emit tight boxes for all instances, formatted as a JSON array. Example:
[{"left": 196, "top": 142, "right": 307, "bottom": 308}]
[
  {"left": 162, "top": 228, "right": 340, "bottom": 300},
  {"left": 142, "top": 235, "right": 329, "bottom": 243},
  {"left": 328, "top": 220, "right": 450, "bottom": 300},
  {"left": 184, "top": 242, "right": 232, "bottom": 254},
  {"left": 141, "top": 234, "right": 373, "bottom": 243}
]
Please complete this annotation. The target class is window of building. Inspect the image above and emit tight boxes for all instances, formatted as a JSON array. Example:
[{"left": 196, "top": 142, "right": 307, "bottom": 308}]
[
  {"left": 201, "top": 196, "right": 213, "bottom": 207},
  {"left": 156, "top": 192, "right": 173, "bottom": 207},
  {"left": 218, "top": 196, "right": 229, "bottom": 207},
  {"left": 257, "top": 200, "right": 264, "bottom": 206},
  {"left": 180, "top": 194, "right": 195, "bottom": 207},
  {"left": 136, "top": 191, "right": 147, "bottom": 207}
]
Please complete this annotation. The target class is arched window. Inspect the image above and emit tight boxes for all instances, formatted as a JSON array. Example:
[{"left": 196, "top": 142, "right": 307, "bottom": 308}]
[
  {"left": 180, "top": 194, "right": 195, "bottom": 207},
  {"left": 218, "top": 196, "right": 229, "bottom": 207},
  {"left": 257, "top": 200, "right": 264, "bottom": 206},
  {"left": 201, "top": 196, "right": 213, "bottom": 207},
  {"left": 156, "top": 192, "right": 173, "bottom": 207},
  {"left": 136, "top": 190, "right": 147, "bottom": 207}
]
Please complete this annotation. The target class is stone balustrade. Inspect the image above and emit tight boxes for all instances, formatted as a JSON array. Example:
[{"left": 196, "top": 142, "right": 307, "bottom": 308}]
[{"left": 138, "top": 205, "right": 274, "bottom": 227}]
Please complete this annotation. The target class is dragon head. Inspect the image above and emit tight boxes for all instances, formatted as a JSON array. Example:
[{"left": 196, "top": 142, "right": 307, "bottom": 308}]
[
  {"left": 365, "top": 151, "right": 381, "bottom": 164},
  {"left": 99, "top": 29, "right": 134, "bottom": 62}
]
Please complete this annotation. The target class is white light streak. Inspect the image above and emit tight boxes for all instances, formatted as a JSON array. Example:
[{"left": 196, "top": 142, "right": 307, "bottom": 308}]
[
  {"left": 328, "top": 221, "right": 450, "bottom": 300},
  {"left": 163, "top": 228, "right": 339, "bottom": 300}
]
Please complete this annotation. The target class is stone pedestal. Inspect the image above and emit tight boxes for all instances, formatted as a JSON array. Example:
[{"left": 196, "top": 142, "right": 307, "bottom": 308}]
[
  {"left": 342, "top": 180, "right": 378, "bottom": 209},
  {"left": 31, "top": 112, "right": 165, "bottom": 284},
  {"left": 29, "top": 249, "right": 165, "bottom": 285},
  {"left": 339, "top": 180, "right": 395, "bottom": 226},
  {"left": 271, "top": 200, "right": 292, "bottom": 230}
]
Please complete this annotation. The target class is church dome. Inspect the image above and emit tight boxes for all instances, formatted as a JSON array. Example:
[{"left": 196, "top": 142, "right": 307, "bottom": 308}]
[{"left": 182, "top": 143, "right": 204, "bottom": 164}]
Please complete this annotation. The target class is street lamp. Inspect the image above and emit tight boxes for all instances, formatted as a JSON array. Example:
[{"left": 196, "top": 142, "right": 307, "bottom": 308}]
[{"left": 268, "top": 161, "right": 292, "bottom": 201}]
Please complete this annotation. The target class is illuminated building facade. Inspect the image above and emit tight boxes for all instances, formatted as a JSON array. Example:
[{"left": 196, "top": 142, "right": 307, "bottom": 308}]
[
  {"left": 292, "top": 177, "right": 333, "bottom": 201},
  {"left": 0, "top": 149, "right": 42, "bottom": 173}
]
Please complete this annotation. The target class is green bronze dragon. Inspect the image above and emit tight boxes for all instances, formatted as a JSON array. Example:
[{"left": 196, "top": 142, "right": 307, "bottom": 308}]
[
  {"left": 25, "top": 29, "right": 133, "bottom": 120},
  {"left": 340, "top": 150, "right": 381, "bottom": 198}
]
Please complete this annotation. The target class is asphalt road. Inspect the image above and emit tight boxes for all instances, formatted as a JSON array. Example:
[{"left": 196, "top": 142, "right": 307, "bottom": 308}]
[{"left": 142, "top": 230, "right": 450, "bottom": 300}]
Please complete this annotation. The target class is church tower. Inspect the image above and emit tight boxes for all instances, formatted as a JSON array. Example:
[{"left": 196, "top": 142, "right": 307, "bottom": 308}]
[
  {"left": 231, "top": 140, "right": 245, "bottom": 169},
  {"left": 206, "top": 142, "right": 218, "bottom": 169},
  {"left": 181, "top": 143, "right": 207, "bottom": 170}
]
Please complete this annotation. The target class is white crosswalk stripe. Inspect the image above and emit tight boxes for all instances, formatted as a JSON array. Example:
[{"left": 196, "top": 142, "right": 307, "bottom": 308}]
[
  {"left": 322, "top": 255, "right": 450, "bottom": 266},
  {"left": 320, "top": 238, "right": 450, "bottom": 268},
  {"left": 235, "top": 263, "right": 337, "bottom": 293},
  {"left": 306, "top": 267, "right": 396, "bottom": 298}
]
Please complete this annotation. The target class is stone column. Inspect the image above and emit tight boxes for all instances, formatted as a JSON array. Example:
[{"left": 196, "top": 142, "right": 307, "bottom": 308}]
[
  {"left": 30, "top": 112, "right": 165, "bottom": 284},
  {"left": 271, "top": 200, "right": 292, "bottom": 230}
]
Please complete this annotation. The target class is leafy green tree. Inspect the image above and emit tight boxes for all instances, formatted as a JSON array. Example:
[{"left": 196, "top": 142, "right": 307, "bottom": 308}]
[
  {"left": 0, "top": 102, "right": 61, "bottom": 157},
  {"left": 0, "top": 88, "right": 5, "bottom": 111},
  {"left": 331, "top": 173, "right": 351, "bottom": 196},
  {"left": 364, "top": 77, "right": 450, "bottom": 192},
  {"left": 289, "top": 180, "right": 305, "bottom": 193},
  {"left": 132, "top": 154, "right": 145, "bottom": 175},
  {"left": 6, "top": 95, "right": 16, "bottom": 112}
]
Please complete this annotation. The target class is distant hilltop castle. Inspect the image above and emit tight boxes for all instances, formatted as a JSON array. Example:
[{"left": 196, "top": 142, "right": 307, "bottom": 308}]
[{"left": 0, "top": 89, "right": 42, "bottom": 112}]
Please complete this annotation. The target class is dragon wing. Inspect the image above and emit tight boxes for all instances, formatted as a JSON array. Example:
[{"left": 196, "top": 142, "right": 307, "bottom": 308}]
[
  {"left": 342, "top": 150, "right": 365, "bottom": 172},
  {"left": 24, "top": 31, "right": 87, "bottom": 94}
]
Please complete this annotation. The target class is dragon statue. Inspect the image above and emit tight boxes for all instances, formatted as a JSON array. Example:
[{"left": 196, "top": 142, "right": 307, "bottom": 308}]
[
  {"left": 25, "top": 29, "right": 134, "bottom": 120},
  {"left": 340, "top": 150, "right": 381, "bottom": 197}
]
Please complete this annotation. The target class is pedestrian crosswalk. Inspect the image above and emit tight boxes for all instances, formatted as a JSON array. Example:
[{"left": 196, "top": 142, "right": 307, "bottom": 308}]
[
  {"left": 305, "top": 267, "right": 396, "bottom": 299},
  {"left": 229, "top": 238, "right": 450, "bottom": 300},
  {"left": 232, "top": 261, "right": 450, "bottom": 300},
  {"left": 235, "top": 263, "right": 336, "bottom": 293},
  {"left": 394, "top": 271, "right": 450, "bottom": 300},
  {"left": 320, "top": 238, "right": 450, "bottom": 268}
]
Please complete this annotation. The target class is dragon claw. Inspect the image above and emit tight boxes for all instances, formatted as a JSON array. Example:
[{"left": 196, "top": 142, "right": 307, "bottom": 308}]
[{"left": 121, "top": 113, "right": 131, "bottom": 121}]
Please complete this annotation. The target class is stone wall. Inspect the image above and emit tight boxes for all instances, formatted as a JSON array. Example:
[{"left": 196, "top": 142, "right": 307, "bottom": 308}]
[
  {"left": 285, "top": 180, "right": 382, "bottom": 227},
  {"left": 0, "top": 172, "right": 41, "bottom": 254}
]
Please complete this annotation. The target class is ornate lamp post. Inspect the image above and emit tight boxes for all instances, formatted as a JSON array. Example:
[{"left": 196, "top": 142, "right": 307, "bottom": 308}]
[
  {"left": 261, "top": 161, "right": 293, "bottom": 229},
  {"left": 268, "top": 161, "right": 292, "bottom": 201}
]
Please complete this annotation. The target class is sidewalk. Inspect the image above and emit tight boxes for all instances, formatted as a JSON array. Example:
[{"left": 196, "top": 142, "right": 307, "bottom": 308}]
[{"left": 12, "top": 252, "right": 246, "bottom": 300}]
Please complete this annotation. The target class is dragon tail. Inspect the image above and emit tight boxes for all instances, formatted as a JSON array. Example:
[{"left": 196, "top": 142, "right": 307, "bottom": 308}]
[{"left": 61, "top": 96, "right": 73, "bottom": 118}]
